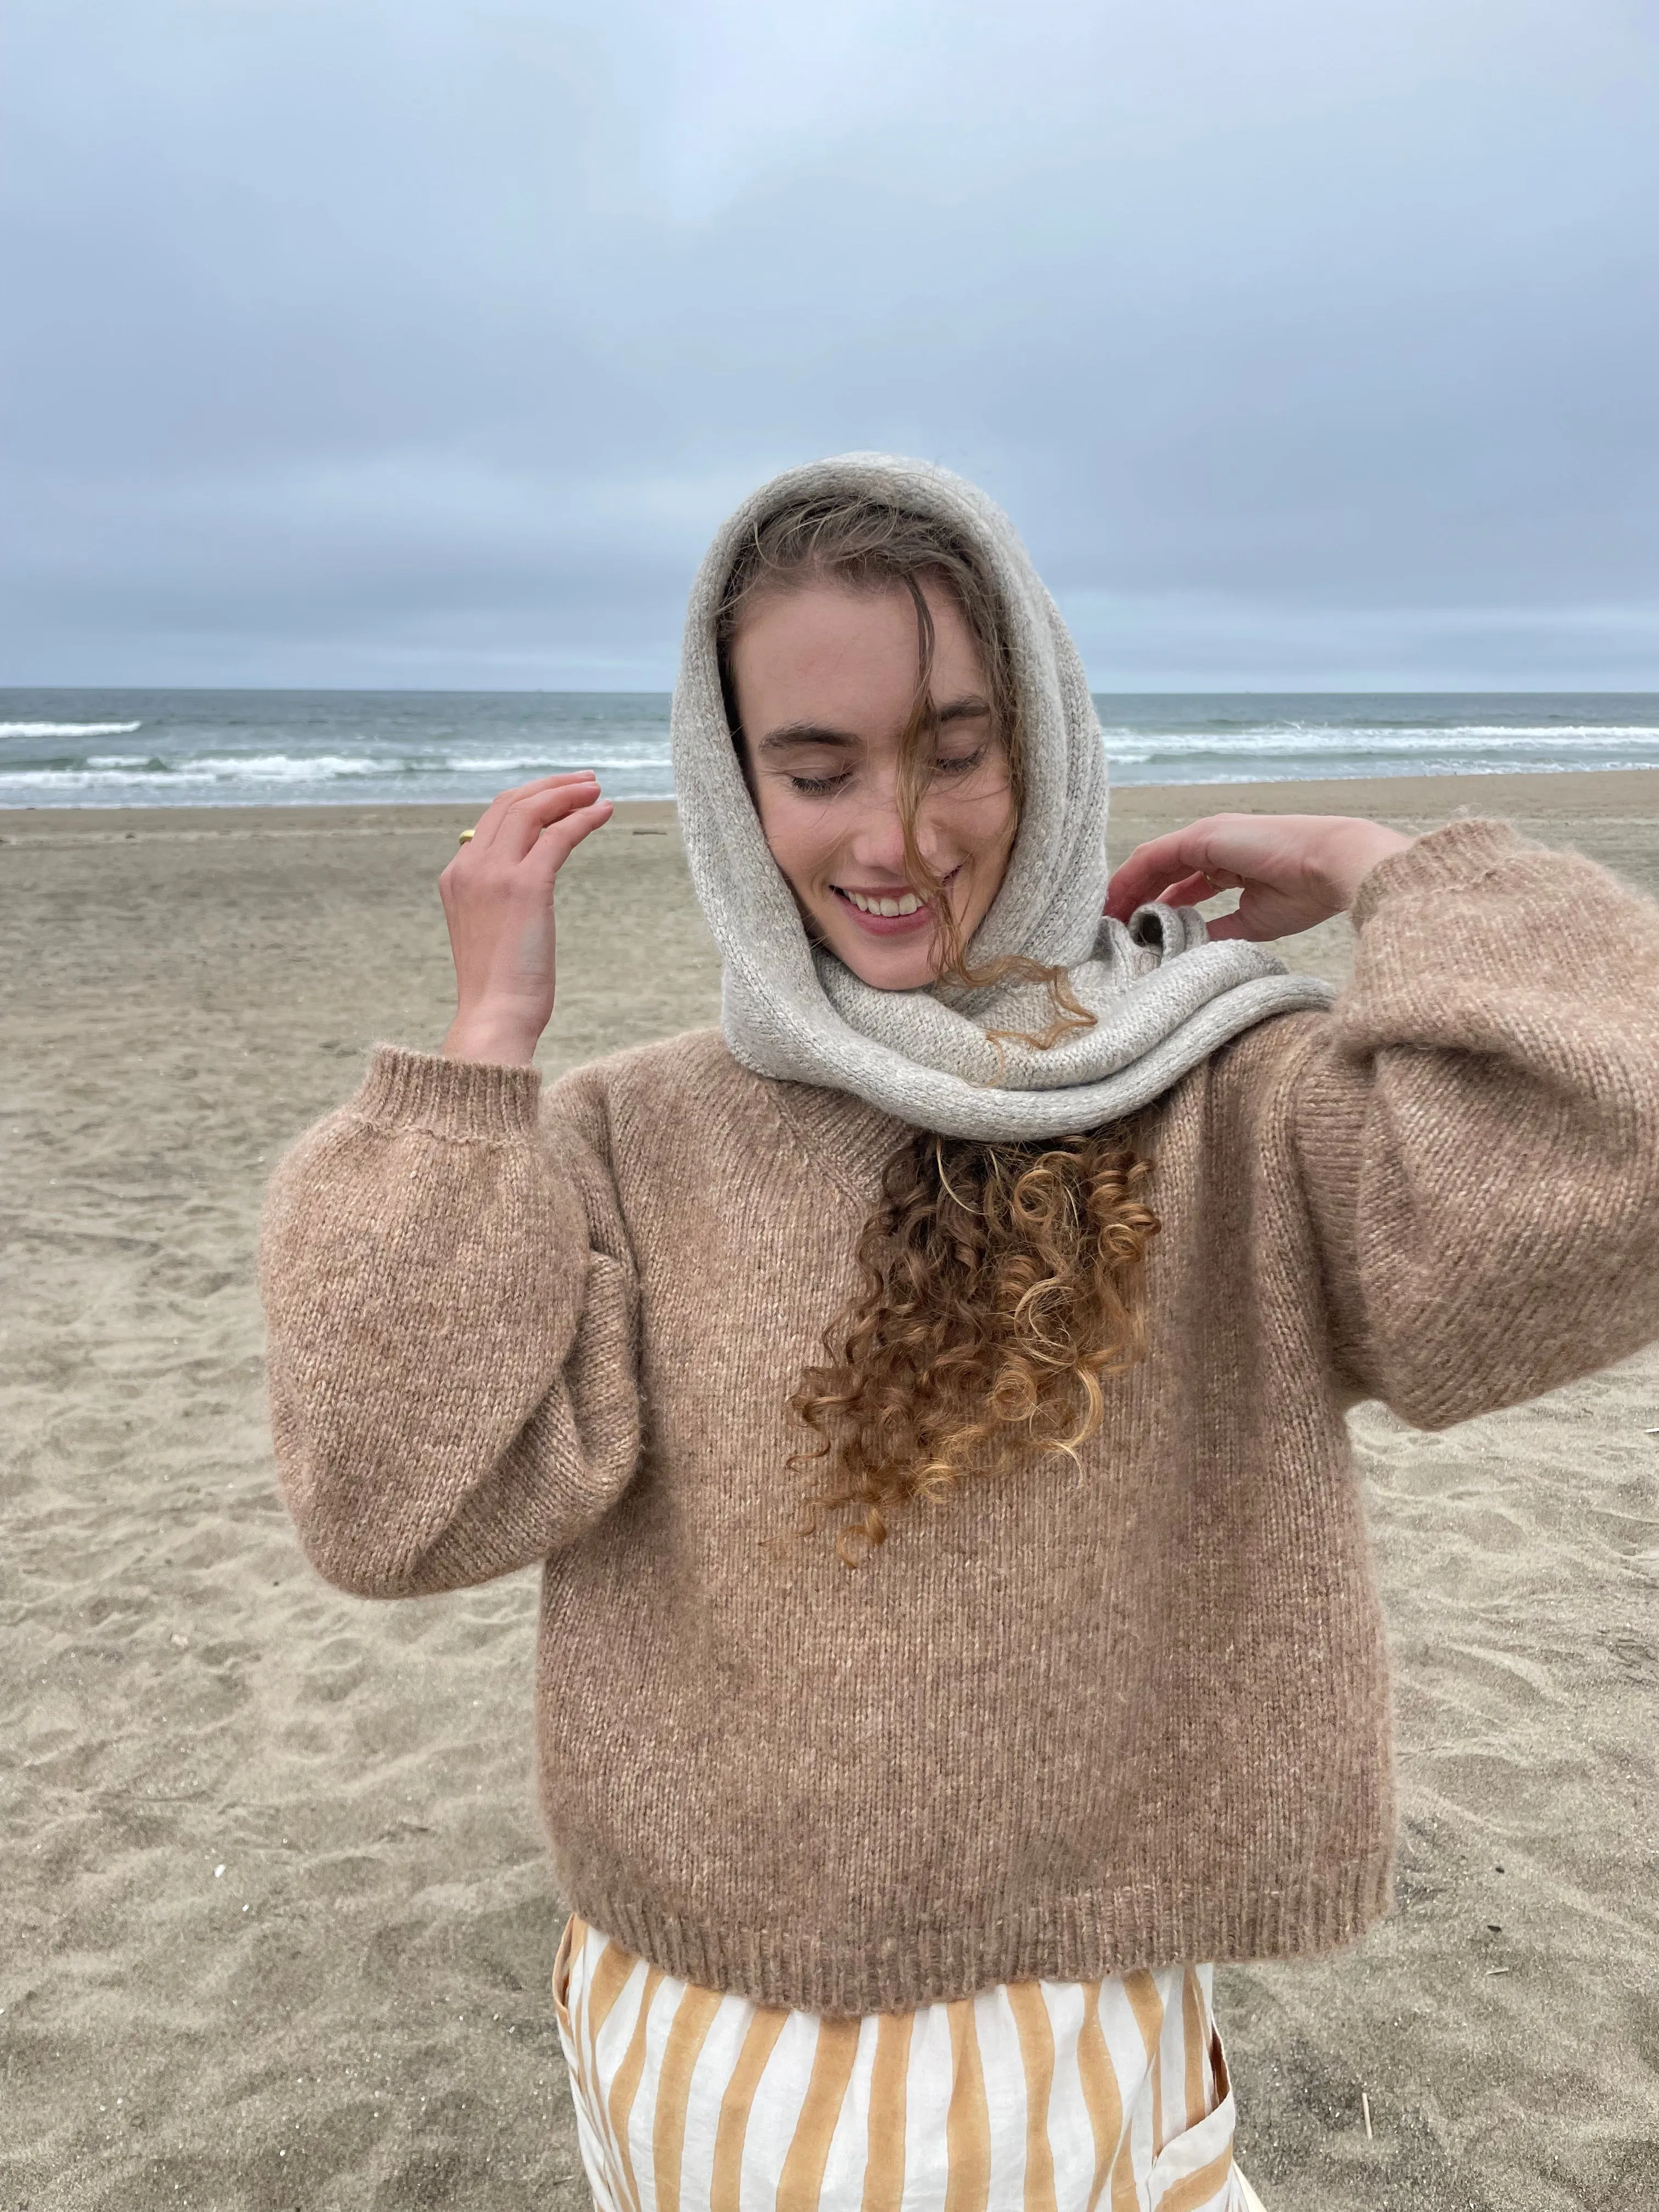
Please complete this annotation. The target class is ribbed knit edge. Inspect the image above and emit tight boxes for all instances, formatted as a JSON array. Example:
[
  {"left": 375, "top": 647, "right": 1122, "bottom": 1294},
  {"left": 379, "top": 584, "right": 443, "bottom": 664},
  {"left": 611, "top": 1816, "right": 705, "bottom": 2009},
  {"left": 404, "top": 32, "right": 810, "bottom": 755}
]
[
  {"left": 1351, "top": 816, "right": 1527, "bottom": 930},
  {"left": 349, "top": 1044, "right": 543, "bottom": 1142},
  {"left": 560, "top": 1853, "right": 1396, "bottom": 2018}
]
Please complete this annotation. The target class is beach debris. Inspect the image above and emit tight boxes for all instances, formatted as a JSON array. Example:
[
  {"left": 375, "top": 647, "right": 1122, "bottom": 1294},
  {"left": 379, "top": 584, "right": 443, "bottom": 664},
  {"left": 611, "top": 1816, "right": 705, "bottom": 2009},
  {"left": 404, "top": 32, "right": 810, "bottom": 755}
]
[
  {"left": 214, "top": 1864, "right": 225, "bottom": 1878},
  {"left": 1644, "top": 1426, "right": 1659, "bottom": 1435},
  {"left": 1485, "top": 1966, "right": 1511, "bottom": 1976},
  {"left": 170, "top": 1633, "right": 189, "bottom": 1648},
  {"left": 1362, "top": 2091, "right": 1373, "bottom": 2140}
]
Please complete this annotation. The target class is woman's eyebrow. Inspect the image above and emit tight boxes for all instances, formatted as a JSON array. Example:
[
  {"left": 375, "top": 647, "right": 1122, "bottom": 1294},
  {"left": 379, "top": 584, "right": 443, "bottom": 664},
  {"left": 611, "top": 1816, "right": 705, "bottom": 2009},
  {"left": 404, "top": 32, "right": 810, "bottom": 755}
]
[
  {"left": 756, "top": 724, "right": 859, "bottom": 753},
  {"left": 935, "top": 695, "right": 991, "bottom": 726},
  {"left": 757, "top": 697, "right": 990, "bottom": 753}
]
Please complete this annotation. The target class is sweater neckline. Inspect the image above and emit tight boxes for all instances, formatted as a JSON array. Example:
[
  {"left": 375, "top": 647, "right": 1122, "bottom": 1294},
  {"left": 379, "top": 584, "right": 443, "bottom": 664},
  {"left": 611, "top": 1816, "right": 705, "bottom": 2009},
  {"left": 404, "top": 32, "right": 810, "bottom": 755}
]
[{"left": 762, "top": 1075, "right": 912, "bottom": 1203}]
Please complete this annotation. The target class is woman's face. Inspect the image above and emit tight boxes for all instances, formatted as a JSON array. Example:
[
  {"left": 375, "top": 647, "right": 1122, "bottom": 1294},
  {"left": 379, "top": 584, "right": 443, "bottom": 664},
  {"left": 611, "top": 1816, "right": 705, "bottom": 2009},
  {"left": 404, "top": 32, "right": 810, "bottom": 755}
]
[{"left": 729, "top": 577, "right": 1018, "bottom": 991}]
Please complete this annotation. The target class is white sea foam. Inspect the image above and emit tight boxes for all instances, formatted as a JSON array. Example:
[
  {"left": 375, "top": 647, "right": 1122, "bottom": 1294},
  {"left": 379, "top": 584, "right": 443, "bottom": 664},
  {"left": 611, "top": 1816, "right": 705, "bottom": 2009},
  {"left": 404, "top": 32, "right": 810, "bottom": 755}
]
[
  {"left": 436, "top": 749, "right": 679, "bottom": 772},
  {"left": 2, "top": 752, "right": 408, "bottom": 789},
  {"left": 0, "top": 720, "right": 143, "bottom": 738},
  {"left": 3, "top": 747, "right": 675, "bottom": 790},
  {"left": 1101, "top": 724, "right": 1659, "bottom": 754}
]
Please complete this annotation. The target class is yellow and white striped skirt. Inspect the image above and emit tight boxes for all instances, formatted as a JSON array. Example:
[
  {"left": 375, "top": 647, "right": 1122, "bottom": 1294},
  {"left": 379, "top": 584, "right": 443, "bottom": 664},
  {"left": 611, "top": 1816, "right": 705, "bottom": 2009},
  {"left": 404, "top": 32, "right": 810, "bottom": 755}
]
[{"left": 553, "top": 1915, "right": 1264, "bottom": 2212}]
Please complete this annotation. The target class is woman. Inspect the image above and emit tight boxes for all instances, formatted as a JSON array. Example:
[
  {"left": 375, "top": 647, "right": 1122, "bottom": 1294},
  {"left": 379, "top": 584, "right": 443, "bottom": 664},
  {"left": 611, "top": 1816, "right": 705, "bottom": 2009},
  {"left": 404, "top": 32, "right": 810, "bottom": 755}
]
[{"left": 261, "top": 455, "right": 1659, "bottom": 2210}]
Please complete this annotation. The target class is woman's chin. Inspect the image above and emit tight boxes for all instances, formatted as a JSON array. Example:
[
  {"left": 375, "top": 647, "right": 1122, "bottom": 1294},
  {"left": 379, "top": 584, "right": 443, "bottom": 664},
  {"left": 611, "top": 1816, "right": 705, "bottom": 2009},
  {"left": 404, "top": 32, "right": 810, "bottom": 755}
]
[{"left": 819, "top": 919, "right": 939, "bottom": 992}]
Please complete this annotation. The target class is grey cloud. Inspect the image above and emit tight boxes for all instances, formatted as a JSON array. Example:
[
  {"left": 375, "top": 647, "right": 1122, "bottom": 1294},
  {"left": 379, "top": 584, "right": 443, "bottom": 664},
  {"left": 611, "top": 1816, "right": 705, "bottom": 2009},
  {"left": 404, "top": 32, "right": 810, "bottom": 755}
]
[{"left": 3, "top": 0, "right": 1655, "bottom": 686}]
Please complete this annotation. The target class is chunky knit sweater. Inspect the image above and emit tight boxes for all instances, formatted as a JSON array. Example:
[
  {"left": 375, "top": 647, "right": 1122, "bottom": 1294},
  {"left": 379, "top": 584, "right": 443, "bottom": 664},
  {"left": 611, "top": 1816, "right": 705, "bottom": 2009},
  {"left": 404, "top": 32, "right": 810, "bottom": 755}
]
[{"left": 260, "top": 820, "right": 1659, "bottom": 2016}]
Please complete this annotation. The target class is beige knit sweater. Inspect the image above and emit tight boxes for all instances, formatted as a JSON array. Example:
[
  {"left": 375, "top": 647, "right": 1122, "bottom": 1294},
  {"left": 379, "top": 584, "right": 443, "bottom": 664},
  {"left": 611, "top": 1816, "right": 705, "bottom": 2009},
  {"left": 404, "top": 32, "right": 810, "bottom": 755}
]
[{"left": 260, "top": 820, "right": 1659, "bottom": 2016}]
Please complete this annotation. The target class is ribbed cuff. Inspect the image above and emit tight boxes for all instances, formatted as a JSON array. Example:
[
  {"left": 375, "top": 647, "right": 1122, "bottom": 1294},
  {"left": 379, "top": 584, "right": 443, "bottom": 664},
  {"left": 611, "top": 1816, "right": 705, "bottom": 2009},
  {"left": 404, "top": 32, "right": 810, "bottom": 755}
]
[
  {"left": 1351, "top": 816, "right": 1530, "bottom": 930},
  {"left": 350, "top": 1043, "right": 543, "bottom": 1141}
]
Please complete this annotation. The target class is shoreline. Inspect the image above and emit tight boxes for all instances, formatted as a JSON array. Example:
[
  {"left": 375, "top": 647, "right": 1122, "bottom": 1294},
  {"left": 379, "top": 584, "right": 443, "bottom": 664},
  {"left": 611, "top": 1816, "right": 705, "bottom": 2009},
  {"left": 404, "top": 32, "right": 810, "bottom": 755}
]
[{"left": 2, "top": 764, "right": 1656, "bottom": 843}]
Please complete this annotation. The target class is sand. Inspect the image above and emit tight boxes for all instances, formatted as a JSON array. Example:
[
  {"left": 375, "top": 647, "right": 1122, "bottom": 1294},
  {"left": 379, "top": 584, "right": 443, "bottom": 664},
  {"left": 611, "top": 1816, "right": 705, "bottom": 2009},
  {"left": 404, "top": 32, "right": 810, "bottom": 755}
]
[{"left": 2, "top": 769, "right": 1656, "bottom": 2211}]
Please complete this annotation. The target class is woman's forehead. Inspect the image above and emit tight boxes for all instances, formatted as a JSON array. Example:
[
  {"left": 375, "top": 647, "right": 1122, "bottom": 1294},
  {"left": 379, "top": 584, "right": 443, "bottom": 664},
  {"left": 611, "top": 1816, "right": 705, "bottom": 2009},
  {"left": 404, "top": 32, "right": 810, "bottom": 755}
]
[{"left": 729, "top": 578, "right": 985, "bottom": 707}]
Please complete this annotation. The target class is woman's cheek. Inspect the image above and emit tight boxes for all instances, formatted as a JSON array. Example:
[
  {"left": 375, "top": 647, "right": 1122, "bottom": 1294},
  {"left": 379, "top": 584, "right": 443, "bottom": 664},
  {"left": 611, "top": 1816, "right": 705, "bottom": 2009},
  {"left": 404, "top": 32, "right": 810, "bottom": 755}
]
[{"left": 765, "top": 802, "right": 838, "bottom": 910}]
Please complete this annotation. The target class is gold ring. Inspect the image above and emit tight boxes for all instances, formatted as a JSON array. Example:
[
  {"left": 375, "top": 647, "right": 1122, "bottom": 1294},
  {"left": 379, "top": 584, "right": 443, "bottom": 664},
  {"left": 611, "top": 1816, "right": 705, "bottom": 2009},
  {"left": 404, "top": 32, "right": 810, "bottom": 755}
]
[{"left": 457, "top": 828, "right": 476, "bottom": 846}]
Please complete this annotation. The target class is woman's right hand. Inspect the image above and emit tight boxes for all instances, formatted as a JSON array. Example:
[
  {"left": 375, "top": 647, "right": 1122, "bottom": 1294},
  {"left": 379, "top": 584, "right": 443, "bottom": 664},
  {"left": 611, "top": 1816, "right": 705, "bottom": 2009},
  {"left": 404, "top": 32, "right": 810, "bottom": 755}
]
[{"left": 438, "top": 772, "right": 614, "bottom": 1063}]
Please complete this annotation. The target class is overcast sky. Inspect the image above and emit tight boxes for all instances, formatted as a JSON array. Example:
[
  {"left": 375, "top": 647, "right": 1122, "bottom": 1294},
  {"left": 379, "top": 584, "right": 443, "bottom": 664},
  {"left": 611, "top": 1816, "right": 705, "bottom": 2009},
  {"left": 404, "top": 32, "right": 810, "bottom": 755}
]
[{"left": 4, "top": 0, "right": 1656, "bottom": 690}]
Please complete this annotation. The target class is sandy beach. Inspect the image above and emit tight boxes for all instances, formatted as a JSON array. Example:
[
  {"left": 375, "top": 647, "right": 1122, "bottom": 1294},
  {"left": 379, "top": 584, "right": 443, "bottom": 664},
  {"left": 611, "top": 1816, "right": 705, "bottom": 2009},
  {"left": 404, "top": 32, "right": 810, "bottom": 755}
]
[{"left": 3, "top": 769, "right": 1657, "bottom": 2212}]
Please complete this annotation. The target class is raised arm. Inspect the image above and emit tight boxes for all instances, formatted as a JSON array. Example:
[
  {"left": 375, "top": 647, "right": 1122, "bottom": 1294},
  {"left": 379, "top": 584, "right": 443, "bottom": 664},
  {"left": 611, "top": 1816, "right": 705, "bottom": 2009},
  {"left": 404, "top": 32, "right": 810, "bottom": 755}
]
[
  {"left": 1111, "top": 809, "right": 1659, "bottom": 1426},
  {"left": 261, "top": 768, "right": 637, "bottom": 1595},
  {"left": 1290, "top": 820, "right": 1659, "bottom": 1422}
]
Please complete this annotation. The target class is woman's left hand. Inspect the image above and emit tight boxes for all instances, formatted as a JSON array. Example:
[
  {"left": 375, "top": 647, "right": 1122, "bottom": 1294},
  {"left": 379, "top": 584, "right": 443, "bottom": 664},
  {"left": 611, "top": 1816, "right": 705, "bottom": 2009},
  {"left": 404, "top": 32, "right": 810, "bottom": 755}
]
[{"left": 1103, "top": 812, "right": 1414, "bottom": 941}]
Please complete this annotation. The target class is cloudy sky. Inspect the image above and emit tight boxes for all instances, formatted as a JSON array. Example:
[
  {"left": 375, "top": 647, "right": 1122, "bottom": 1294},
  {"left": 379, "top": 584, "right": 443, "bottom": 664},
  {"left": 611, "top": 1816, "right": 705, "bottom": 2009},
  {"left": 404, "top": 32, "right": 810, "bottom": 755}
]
[{"left": 4, "top": 0, "right": 1656, "bottom": 690}]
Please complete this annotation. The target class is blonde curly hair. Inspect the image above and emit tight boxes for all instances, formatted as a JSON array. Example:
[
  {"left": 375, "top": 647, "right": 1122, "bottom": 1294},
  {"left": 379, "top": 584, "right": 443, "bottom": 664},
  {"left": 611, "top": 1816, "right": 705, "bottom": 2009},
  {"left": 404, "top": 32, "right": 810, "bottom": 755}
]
[
  {"left": 718, "top": 494, "right": 1160, "bottom": 1562},
  {"left": 790, "top": 1128, "right": 1159, "bottom": 1564}
]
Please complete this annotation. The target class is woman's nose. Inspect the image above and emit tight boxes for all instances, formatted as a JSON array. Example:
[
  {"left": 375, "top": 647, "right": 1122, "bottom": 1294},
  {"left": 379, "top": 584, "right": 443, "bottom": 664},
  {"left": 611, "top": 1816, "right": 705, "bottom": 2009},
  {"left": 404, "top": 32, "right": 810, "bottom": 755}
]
[
  {"left": 845, "top": 790, "right": 948, "bottom": 879},
  {"left": 845, "top": 806, "right": 911, "bottom": 876}
]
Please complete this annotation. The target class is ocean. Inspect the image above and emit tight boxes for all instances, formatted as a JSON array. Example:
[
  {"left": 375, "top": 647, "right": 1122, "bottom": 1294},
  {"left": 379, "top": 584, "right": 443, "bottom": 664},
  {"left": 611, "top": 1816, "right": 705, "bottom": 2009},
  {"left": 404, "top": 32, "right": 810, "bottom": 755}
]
[{"left": 2, "top": 689, "right": 1657, "bottom": 809}]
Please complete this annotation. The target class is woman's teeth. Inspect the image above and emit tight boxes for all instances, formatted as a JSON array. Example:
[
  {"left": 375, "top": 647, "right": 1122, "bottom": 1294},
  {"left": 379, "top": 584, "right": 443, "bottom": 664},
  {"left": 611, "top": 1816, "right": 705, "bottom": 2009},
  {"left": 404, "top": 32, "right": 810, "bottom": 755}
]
[{"left": 843, "top": 889, "right": 923, "bottom": 917}]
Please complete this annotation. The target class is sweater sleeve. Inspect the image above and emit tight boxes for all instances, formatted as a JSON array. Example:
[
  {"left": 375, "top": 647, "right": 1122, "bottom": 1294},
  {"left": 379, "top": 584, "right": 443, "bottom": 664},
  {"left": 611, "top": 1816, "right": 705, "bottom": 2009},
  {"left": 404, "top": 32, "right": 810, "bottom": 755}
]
[
  {"left": 258, "top": 1046, "right": 641, "bottom": 1597},
  {"left": 1289, "top": 816, "right": 1659, "bottom": 1426}
]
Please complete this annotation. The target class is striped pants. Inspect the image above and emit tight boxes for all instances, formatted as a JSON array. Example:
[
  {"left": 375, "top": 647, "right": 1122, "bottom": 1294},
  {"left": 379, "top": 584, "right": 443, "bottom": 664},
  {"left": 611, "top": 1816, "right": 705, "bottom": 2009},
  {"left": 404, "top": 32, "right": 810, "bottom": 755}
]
[{"left": 554, "top": 1916, "right": 1263, "bottom": 2212}]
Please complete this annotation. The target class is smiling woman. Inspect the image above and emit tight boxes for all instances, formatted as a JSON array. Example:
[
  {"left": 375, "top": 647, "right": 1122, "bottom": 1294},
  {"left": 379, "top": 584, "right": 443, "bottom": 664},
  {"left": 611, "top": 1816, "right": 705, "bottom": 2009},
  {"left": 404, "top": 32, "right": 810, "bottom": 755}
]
[
  {"left": 740, "top": 607, "right": 999, "bottom": 948},
  {"left": 689, "top": 483, "right": 1475, "bottom": 1609},
  {"left": 259, "top": 453, "right": 1659, "bottom": 2212},
  {"left": 717, "top": 500, "right": 1022, "bottom": 994},
  {"left": 706, "top": 488, "right": 1170, "bottom": 1561}
]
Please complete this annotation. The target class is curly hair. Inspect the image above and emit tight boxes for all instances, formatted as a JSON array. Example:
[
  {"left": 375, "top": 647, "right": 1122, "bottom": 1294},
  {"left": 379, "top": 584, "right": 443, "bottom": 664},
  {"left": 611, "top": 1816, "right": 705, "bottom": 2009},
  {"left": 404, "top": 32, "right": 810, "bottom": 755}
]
[
  {"left": 789, "top": 1127, "right": 1160, "bottom": 1564},
  {"left": 716, "top": 491, "right": 1160, "bottom": 1559}
]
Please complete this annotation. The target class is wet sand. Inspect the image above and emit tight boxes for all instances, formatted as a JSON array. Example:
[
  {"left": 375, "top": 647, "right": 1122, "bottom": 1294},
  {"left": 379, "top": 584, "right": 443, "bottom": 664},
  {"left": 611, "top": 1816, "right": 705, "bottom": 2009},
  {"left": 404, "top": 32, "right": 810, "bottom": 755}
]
[{"left": 2, "top": 770, "right": 1657, "bottom": 2210}]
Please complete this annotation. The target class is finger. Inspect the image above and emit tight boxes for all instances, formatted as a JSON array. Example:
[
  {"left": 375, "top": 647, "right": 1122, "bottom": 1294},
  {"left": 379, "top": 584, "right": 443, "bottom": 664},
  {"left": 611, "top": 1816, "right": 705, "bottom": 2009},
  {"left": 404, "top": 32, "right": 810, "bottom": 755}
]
[
  {"left": 1153, "top": 871, "right": 1218, "bottom": 910},
  {"left": 491, "top": 777, "right": 606, "bottom": 862},
  {"left": 1108, "top": 814, "right": 1268, "bottom": 914},
  {"left": 464, "top": 771, "right": 600, "bottom": 853},
  {"left": 1104, "top": 832, "right": 1217, "bottom": 919},
  {"left": 1205, "top": 907, "right": 1261, "bottom": 942},
  {"left": 524, "top": 795, "right": 614, "bottom": 879}
]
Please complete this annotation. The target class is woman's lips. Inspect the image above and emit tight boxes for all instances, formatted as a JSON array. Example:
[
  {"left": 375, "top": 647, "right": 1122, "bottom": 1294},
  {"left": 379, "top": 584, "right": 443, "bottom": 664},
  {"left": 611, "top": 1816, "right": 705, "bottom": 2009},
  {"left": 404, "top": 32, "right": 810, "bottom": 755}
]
[{"left": 829, "top": 872, "right": 955, "bottom": 937}]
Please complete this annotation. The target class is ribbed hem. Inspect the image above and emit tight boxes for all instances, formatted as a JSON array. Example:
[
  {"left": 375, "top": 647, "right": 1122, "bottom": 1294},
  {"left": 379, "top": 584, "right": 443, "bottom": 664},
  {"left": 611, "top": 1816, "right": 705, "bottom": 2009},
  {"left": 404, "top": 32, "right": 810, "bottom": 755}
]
[
  {"left": 556, "top": 1853, "right": 1396, "bottom": 2017},
  {"left": 1352, "top": 816, "right": 1528, "bottom": 929},
  {"left": 349, "top": 1043, "right": 542, "bottom": 1141}
]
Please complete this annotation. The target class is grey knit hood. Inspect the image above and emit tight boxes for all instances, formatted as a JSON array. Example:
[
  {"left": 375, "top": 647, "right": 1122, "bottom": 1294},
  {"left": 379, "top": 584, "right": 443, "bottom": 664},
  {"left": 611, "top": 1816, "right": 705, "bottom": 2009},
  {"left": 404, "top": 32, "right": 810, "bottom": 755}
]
[{"left": 671, "top": 454, "right": 1333, "bottom": 1140}]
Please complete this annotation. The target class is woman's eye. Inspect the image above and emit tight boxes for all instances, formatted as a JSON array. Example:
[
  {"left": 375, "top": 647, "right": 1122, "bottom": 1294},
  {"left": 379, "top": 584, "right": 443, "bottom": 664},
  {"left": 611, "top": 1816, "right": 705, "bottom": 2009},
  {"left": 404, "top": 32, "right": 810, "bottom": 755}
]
[
  {"left": 788, "top": 770, "right": 851, "bottom": 795},
  {"left": 934, "top": 747, "right": 986, "bottom": 777}
]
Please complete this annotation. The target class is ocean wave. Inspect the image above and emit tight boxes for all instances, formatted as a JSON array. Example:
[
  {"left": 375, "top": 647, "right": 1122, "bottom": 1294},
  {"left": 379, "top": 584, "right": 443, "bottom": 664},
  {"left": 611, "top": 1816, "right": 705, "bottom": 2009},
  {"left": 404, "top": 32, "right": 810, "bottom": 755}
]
[
  {"left": 1107, "top": 758, "right": 1658, "bottom": 787},
  {"left": 0, "top": 720, "right": 143, "bottom": 738},
  {"left": 4, "top": 696, "right": 1655, "bottom": 806},
  {"left": 1100, "top": 723, "right": 1659, "bottom": 754},
  {"left": 1, "top": 752, "right": 408, "bottom": 788},
  {"left": 2, "top": 747, "right": 679, "bottom": 789},
  {"left": 22, "top": 728, "right": 1652, "bottom": 785},
  {"left": 427, "top": 753, "right": 676, "bottom": 776}
]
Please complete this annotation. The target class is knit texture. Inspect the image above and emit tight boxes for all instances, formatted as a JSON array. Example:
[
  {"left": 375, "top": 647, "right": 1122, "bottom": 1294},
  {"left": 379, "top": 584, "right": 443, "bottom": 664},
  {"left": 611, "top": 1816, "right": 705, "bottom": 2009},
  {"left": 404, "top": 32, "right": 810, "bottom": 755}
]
[
  {"left": 261, "top": 820, "right": 1659, "bottom": 2015},
  {"left": 672, "top": 452, "right": 1333, "bottom": 1139}
]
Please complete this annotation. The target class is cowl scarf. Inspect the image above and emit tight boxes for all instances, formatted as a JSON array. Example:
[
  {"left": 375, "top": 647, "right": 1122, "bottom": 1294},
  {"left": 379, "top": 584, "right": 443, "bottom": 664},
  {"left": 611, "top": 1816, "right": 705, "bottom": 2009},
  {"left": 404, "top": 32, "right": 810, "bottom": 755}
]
[{"left": 672, "top": 453, "right": 1334, "bottom": 1141}]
